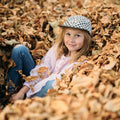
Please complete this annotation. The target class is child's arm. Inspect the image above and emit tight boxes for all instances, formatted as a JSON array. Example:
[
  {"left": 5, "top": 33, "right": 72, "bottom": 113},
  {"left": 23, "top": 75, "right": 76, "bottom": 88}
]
[
  {"left": 10, "top": 86, "right": 29, "bottom": 101},
  {"left": 23, "top": 46, "right": 57, "bottom": 90}
]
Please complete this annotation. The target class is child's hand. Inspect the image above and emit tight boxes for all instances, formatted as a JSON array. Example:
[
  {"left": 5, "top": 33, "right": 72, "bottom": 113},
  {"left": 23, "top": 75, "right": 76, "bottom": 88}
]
[{"left": 10, "top": 92, "right": 25, "bottom": 102}]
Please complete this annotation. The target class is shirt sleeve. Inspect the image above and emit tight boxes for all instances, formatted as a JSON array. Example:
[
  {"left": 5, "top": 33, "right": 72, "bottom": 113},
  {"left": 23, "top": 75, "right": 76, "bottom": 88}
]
[{"left": 23, "top": 46, "right": 57, "bottom": 88}]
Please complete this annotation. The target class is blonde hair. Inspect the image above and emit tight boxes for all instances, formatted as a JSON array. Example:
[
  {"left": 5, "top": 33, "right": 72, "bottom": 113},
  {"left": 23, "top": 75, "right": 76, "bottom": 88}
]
[{"left": 55, "top": 27, "right": 91, "bottom": 63}]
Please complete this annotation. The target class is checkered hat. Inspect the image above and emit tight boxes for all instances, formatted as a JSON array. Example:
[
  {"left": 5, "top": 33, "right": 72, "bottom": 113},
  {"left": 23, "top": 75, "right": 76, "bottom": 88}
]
[{"left": 60, "top": 15, "right": 92, "bottom": 35}]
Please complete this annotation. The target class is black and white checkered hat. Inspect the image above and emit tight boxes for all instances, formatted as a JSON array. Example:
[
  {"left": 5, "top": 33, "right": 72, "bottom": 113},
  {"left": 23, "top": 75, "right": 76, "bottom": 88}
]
[{"left": 60, "top": 15, "right": 91, "bottom": 35}]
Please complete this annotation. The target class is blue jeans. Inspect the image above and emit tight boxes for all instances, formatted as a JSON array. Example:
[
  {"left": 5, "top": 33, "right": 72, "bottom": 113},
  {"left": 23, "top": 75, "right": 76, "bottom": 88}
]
[
  {"left": 7, "top": 45, "right": 35, "bottom": 92},
  {"left": 35, "top": 79, "right": 55, "bottom": 97}
]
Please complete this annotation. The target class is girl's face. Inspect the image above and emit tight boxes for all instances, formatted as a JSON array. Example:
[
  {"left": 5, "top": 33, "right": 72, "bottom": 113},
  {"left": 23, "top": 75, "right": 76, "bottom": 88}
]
[{"left": 64, "top": 28, "right": 84, "bottom": 56}]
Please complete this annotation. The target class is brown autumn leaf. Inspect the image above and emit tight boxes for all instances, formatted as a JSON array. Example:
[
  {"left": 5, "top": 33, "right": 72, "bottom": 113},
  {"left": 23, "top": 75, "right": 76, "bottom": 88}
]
[
  {"left": 50, "top": 99, "right": 69, "bottom": 115},
  {"left": 101, "top": 57, "right": 117, "bottom": 70},
  {"left": 88, "top": 99, "right": 102, "bottom": 115},
  {"left": 104, "top": 98, "right": 120, "bottom": 112},
  {"left": 29, "top": 84, "right": 34, "bottom": 92},
  {"left": 37, "top": 66, "right": 50, "bottom": 79},
  {"left": 100, "top": 15, "right": 111, "bottom": 24},
  {"left": 0, "top": 68, "right": 5, "bottom": 85},
  {"left": 23, "top": 76, "right": 39, "bottom": 82},
  {"left": 7, "top": 59, "right": 16, "bottom": 69}
]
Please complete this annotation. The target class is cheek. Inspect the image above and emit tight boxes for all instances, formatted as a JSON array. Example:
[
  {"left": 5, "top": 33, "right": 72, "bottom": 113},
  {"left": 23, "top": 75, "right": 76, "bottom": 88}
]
[
  {"left": 77, "top": 39, "right": 84, "bottom": 46},
  {"left": 64, "top": 36, "right": 68, "bottom": 44}
]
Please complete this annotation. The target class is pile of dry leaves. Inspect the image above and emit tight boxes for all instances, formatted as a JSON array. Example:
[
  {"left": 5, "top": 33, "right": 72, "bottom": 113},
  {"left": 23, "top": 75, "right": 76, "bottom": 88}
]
[{"left": 0, "top": 0, "right": 120, "bottom": 119}]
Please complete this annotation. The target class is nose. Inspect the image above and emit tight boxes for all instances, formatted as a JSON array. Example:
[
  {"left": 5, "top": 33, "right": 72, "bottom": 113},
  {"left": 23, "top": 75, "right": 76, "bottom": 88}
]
[{"left": 70, "top": 36, "right": 75, "bottom": 42}]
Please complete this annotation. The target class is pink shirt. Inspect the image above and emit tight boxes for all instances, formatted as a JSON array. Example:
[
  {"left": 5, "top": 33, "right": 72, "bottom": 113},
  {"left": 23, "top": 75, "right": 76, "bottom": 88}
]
[{"left": 24, "top": 46, "right": 79, "bottom": 98}]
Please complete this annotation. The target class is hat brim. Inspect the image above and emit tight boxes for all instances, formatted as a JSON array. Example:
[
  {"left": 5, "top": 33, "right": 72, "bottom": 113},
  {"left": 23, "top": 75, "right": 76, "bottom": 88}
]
[{"left": 59, "top": 25, "right": 91, "bottom": 35}]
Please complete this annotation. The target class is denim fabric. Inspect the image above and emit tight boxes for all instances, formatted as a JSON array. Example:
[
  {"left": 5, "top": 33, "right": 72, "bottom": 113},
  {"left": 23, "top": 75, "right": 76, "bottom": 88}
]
[
  {"left": 7, "top": 45, "right": 35, "bottom": 92},
  {"left": 35, "top": 79, "right": 55, "bottom": 97}
]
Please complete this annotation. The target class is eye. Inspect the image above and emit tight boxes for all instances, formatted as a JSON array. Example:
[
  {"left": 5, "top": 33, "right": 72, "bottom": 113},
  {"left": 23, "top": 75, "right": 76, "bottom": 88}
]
[
  {"left": 75, "top": 34, "right": 80, "bottom": 37},
  {"left": 66, "top": 33, "right": 71, "bottom": 36}
]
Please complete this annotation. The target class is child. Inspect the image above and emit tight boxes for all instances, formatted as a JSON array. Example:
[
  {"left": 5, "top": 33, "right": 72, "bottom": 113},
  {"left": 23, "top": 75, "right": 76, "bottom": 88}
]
[{"left": 8, "top": 15, "right": 92, "bottom": 101}]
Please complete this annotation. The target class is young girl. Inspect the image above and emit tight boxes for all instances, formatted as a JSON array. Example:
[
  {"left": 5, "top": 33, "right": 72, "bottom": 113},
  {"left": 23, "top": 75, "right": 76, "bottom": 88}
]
[{"left": 8, "top": 15, "right": 92, "bottom": 101}]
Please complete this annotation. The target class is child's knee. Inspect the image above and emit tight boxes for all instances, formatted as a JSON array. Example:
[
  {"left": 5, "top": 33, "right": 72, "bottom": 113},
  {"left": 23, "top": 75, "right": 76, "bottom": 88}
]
[
  {"left": 14, "top": 44, "right": 25, "bottom": 49},
  {"left": 12, "top": 44, "right": 28, "bottom": 55},
  {"left": 14, "top": 44, "right": 27, "bottom": 51}
]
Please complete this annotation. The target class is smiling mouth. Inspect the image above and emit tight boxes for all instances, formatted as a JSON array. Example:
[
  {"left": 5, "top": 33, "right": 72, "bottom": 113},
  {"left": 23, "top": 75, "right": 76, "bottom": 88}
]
[{"left": 69, "top": 44, "right": 76, "bottom": 47}]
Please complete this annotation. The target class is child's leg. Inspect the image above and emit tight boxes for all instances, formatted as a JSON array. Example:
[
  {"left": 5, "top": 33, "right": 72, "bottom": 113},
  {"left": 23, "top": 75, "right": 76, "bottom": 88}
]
[
  {"left": 35, "top": 80, "right": 55, "bottom": 97},
  {"left": 7, "top": 45, "right": 35, "bottom": 92}
]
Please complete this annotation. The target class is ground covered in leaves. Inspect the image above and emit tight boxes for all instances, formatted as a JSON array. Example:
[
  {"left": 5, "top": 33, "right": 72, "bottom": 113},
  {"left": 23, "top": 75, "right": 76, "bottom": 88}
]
[{"left": 0, "top": 0, "right": 120, "bottom": 120}]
